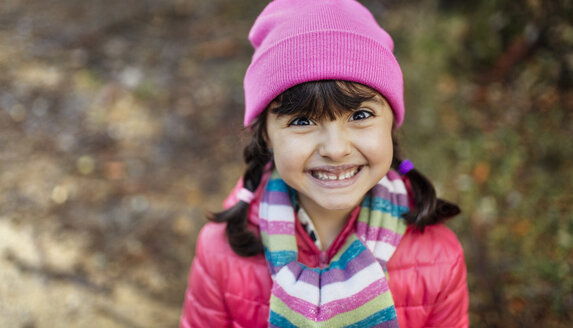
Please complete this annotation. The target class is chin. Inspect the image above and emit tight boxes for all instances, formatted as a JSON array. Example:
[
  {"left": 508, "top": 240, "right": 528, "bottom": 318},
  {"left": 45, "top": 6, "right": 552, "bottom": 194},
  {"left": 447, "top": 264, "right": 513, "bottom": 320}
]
[{"left": 318, "top": 198, "right": 360, "bottom": 212}]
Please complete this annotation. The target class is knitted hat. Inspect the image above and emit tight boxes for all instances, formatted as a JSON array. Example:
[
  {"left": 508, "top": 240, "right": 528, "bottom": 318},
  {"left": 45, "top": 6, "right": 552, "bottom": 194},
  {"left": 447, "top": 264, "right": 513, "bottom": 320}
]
[{"left": 243, "top": 0, "right": 405, "bottom": 127}]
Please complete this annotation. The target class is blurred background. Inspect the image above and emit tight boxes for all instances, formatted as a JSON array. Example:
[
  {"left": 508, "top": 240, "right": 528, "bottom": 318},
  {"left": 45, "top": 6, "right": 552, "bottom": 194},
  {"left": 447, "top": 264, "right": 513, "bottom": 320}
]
[{"left": 0, "top": 0, "right": 571, "bottom": 327}]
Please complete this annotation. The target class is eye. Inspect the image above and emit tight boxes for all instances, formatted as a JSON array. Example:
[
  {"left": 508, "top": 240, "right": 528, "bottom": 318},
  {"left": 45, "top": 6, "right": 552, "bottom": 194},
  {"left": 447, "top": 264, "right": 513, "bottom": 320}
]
[
  {"left": 350, "top": 109, "right": 373, "bottom": 121},
  {"left": 288, "top": 116, "right": 314, "bottom": 126}
]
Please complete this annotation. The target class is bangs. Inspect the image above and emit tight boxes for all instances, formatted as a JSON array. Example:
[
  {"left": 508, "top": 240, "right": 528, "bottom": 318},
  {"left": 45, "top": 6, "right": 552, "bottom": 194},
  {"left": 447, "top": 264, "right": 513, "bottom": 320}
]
[{"left": 270, "top": 80, "right": 378, "bottom": 121}]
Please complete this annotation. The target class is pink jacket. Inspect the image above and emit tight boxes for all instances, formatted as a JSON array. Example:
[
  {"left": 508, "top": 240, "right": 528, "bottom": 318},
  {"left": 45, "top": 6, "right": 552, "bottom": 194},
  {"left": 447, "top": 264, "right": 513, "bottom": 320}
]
[{"left": 180, "top": 177, "right": 469, "bottom": 327}]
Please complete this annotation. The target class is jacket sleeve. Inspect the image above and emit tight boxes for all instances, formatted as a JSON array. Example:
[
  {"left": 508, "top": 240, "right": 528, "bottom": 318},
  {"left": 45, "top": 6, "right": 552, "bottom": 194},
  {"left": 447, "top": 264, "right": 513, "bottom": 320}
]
[
  {"left": 425, "top": 235, "right": 469, "bottom": 328},
  {"left": 180, "top": 225, "right": 230, "bottom": 328}
]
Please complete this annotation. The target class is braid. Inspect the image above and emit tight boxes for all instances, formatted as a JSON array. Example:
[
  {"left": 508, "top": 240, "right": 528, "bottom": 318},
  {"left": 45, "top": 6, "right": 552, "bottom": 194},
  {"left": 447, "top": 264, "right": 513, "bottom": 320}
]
[
  {"left": 208, "top": 112, "right": 270, "bottom": 257},
  {"left": 391, "top": 133, "right": 460, "bottom": 231}
]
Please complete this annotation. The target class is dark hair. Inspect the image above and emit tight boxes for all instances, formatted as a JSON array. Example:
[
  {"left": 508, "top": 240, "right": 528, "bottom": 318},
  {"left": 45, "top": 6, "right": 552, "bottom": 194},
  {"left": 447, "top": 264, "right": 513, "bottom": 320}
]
[{"left": 209, "top": 80, "right": 460, "bottom": 257}]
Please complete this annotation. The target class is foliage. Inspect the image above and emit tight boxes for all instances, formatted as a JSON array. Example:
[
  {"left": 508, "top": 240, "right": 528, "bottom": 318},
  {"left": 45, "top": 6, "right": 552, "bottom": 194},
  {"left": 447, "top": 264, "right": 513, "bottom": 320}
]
[{"left": 372, "top": 0, "right": 573, "bottom": 326}]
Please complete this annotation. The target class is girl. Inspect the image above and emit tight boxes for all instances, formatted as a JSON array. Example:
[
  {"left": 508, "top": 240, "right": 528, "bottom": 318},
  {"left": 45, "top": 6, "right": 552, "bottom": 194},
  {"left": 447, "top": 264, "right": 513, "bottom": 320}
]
[{"left": 181, "top": 0, "right": 469, "bottom": 327}]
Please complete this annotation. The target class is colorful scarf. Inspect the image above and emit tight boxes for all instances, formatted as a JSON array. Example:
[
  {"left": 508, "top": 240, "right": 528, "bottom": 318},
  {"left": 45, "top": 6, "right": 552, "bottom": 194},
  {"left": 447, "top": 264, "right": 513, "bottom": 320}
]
[{"left": 260, "top": 170, "right": 409, "bottom": 327}]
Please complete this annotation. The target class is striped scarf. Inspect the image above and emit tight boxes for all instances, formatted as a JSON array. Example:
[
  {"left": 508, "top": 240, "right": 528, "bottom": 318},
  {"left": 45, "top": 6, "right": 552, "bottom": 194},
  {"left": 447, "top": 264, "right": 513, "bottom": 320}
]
[{"left": 260, "top": 170, "right": 409, "bottom": 327}]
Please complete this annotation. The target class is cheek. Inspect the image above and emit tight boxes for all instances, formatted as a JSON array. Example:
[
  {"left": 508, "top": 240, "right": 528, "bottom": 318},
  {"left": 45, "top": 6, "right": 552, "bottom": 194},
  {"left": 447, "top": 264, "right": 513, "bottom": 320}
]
[
  {"left": 361, "top": 131, "right": 393, "bottom": 166},
  {"left": 273, "top": 151, "right": 294, "bottom": 175},
  {"left": 272, "top": 139, "right": 309, "bottom": 173}
]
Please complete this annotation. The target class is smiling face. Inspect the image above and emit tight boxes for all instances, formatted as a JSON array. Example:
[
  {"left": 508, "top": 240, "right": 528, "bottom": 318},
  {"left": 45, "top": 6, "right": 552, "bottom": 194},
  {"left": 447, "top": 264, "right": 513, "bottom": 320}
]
[{"left": 265, "top": 81, "right": 394, "bottom": 218}]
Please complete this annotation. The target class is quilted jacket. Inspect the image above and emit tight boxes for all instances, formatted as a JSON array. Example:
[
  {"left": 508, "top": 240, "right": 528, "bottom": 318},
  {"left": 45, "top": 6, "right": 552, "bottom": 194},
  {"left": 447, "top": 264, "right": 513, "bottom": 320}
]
[{"left": 180, "top": 174, "right": 469, "bottom": 327}]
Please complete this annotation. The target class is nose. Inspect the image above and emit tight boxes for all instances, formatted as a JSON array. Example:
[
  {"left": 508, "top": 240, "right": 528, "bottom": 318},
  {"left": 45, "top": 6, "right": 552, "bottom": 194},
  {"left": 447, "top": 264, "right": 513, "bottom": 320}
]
[{"left": 317, "top": 123, "right": 351, "bottom": 161}]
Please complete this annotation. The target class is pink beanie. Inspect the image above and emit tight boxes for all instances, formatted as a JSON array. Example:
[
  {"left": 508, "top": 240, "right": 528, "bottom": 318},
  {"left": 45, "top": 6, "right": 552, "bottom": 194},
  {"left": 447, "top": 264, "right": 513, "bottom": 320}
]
[{"left": 243, "top": 0, "right": 405, "bottom": 127}]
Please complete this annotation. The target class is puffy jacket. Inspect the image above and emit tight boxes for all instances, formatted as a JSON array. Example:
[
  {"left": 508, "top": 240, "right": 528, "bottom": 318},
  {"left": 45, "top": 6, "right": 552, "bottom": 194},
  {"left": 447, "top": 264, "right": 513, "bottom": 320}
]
[{"left": 180, "top": 174, "right": 469, "bottom": 328}]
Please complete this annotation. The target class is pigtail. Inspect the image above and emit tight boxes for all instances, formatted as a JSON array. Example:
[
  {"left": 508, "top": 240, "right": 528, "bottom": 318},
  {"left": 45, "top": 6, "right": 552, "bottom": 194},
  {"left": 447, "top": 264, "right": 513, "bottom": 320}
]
[
  {"left": 208, "top": 113, "right": 270, "bottom": 257},
  {"left": 391, "top": 134, "right": 461, "bottom": 231}
]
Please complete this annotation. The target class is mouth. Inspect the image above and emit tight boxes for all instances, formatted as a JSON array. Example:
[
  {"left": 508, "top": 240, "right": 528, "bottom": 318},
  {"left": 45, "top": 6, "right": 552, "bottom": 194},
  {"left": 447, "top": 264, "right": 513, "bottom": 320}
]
[{"left": 309, "top": 165, "right": 363, "bottom": 181}]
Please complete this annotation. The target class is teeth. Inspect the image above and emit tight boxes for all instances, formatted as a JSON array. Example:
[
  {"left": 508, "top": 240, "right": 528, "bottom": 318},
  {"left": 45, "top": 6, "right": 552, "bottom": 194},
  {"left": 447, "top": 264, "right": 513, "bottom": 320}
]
[{"left": 312, "top": 168, "right": 359, "bottom": 181}]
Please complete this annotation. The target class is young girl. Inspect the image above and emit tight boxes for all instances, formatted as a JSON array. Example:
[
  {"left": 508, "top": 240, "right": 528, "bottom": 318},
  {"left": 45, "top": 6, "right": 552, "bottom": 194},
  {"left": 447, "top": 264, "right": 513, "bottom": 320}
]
[{"left": 181, "top": 0, "right": 469, "bottom": 327}]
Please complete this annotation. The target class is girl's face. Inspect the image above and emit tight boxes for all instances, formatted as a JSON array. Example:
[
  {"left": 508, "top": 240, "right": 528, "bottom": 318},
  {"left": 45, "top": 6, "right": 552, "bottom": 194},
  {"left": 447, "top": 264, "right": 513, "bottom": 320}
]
[{"left": 265, "top": 90, "right": 394, "bottom": 215}]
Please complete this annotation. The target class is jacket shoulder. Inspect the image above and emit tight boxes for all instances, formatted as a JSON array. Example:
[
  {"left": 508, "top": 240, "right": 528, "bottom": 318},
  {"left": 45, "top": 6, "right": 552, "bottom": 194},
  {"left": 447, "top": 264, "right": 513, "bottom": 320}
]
[
  {"left": 389, "top": 223, "right": 464, "bottom": 269},
  {"left": 193, "top": 222, "right": 272, "bottom": 324},
  {"left": 195, "top": 222, "right": 268, "bottom": 269},
  {"left": 387, "top": 224, "right": 469, "bottom": 326},
  {"left": 196, "top": 222, "right": 233, "bottom": 256}
]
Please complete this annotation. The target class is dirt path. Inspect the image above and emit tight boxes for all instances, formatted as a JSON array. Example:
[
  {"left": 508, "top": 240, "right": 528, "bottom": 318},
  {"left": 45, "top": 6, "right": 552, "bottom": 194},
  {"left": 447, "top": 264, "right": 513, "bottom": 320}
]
[{"left": 0, "top": 218, "right": 181, "bottom": 328}]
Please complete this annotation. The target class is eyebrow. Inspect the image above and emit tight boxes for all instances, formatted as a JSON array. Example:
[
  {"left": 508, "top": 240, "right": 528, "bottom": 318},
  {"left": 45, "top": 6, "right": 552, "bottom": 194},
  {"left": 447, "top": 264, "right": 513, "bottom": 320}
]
[{"left": 361, "top": 95, "right": 388, "bottom": 107}]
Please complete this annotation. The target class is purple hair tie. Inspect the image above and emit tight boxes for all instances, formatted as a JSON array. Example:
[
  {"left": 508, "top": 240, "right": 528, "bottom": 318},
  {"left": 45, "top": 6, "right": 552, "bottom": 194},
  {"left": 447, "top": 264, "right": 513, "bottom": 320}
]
[
  {"left": 398, "top": 159, "right": 415, "bottom": 175},
  {"left": 237, "top": 188, "right": 255, "bottom": 204}
]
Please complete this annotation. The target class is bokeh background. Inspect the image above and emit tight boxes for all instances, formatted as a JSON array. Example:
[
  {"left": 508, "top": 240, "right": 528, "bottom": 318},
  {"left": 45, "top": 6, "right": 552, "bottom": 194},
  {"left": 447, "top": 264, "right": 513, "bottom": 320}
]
[{"left": 0, "top": 0, "right": 571, "bottom": 327}]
